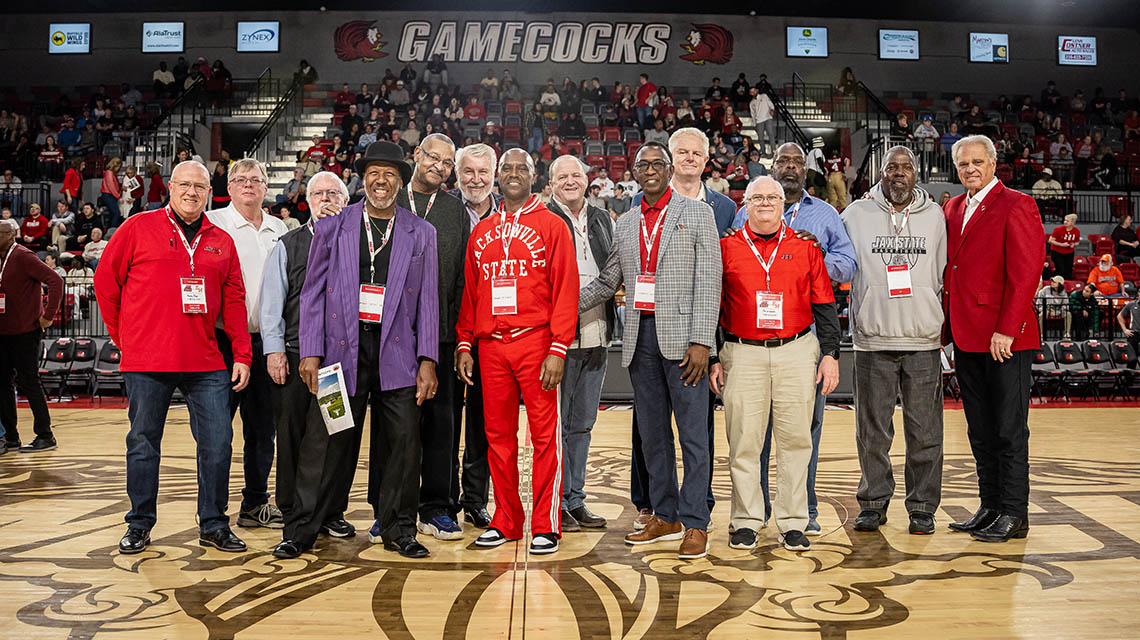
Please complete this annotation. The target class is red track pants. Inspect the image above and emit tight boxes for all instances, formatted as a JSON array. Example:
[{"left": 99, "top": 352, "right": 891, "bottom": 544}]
[{"left": 478, "top": 327, "right": 563, "bottom": 539}]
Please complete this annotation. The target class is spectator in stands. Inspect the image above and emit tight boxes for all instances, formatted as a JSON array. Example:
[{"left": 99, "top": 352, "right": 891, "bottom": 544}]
[
  {"left": 1124, "top": 110, "right": 1140, "bottom": 140},
  {"left": 1048, "top": 214, "right": 1081, "bottom": 279},
  {"left": 1113, "top": 213, "right": 1139, "bottom": 263},
  {"left": 1037, "top": 276, "right": 1071, "bottom": 337},
  {"left": 19, "top": 203, "right": 49, "bottom": 251},
  {"left": 1075, "top": 135, "right": 1094, "bottom": 185},
  {"left": 636, "top": 74, "right": 657, "bottom": 129},
  {"left": 391, "top": 129, "right": 411, "bottom": 156},
  {"left": 589, "top": 167, "right": 615, "bottom": 199},
  {"left": 1040, "top": 81, "right": 1063, "bottom": 115},
  {"left": 66, "top": 254, "right": 95, "bottom": 291},
  {"left": 891, "top": 114, "right": 915, "bottom": 142},
  {"left": 356, "top": 83, "right": 374, "bottom": 112},
  {"left": 1049, "top": 134, "right": 1073, "bottom": 158},
  {"left": 57, "top": 118, "right": 80, "bottom": 152},
  {"left": 0, "top": 217, "right": 63, "bottom": 453},
  {"left": 43, "top": 252, "right": 65, "bottom": 278},
  {"left": 824, "top": 149, "right": 849, "bottom": 210},
  {"left": 463, "top": 96, "right": 486, "bottom": 124},
  {"left": 500, "top": 78, "right": 521, "bottom": 102},
  {"left": 402, "top": 119, "right": 422, "bottom": 146},
  {"left": 341, "top": 104, "right": 363, "bottom": 137},
  {"left": 745, "top": 150, "right": 767, "bottom": 179},
  {"left": 100, "top": 157, "right": 124, "bottom": 227},
  {"left": 748, "top": 87, "right": 776, "bottom": 156},
  {"left": 210, "top": 162, "right": 229, "bottom": 207},
  {"left": 1090, "top": 254, "right": 1126, "bottom": 296},
  {"left": 335, "top": 83, "right": 355, "bottom": 110},
  {"left": 121, "top": 83, "right": 143, "bottom": 109},
  {"left": 67, "top": 202, "right": 102, "bottom": 251},
  {"left": 0, "top": 208, "right": 14, "bottom": 229},
  {"left": 584, "top": 77, "right": 605, "bottom": 104},
  {"left": 537, "top": 135, "right": 563, "bottom": 163},
  {"left": 342, "top": 166, "right": 363, "bottom": 202},
  {"left": 295, "top": 59, "right": 318, "bottom": 84},
  {"left": 48, "top": 199, "right": 74, "bottom": 252},
  {"left": 38, "top": 136, "right": 63, "bottom": 181},
  {"left": 1031, "top": 167, "right": 1063, "bottom": 199},
  {"left": 540, "top": 81, "right": 562, "bottom": 112},
  {"left": 1014, "top": 147, "right": 1040, "bottom": 187},
  {"left": 1051, "top": 147, "right": 1075, "bottom": 186},
  {"left": 1070, "top": 283, "right": 1101, "bottom": 339},
  {"left": 559, "top": 76, "right": 581, "bottom": 116},
  {"left": 1, "top": 169, "right": 22, "bottom": 213},
  {"left": 947, "top": 95, "right": 965, "bottom": 120},
  {"left": 704, "top": 168, "right": 729, "bottom": 196},
  {"left": 1117, "top": 291, "right": 1140, "bottom": 363},
  {"left": 82, "top": 227, "right": 107, "bottom": 267},
  {"left": 278, "top": 167, "right": 307, "bottom": 207},
  {"left": 390, "top": 80, "right": 410, "bottom": 106},
  {"left": 478, "top": 67, "right": 500, "bottom": 101},
  {"left": 1111, "top": 89, "right": 1133, "bottom": 122},
  {"left": 399, "top": 62, "right": 417, "bottom": 87},
  {"left": 616, "top": 169, "right": 638, "bottom": 196},
  {"left": 172, "top": 56, "right": 189, "bottom": 88},
  {"left": 635, "top": 119, "right": 665, "bottom": 146},
  {"left": 357, "top": 123, "right": 378, "bottom": 149},
  {"left": 154, "top": 61, "right": 175, "bottom": 97},
  {"left": 585, "top": 183, "right": 605, "bottom": 210},
  {"left": 964, "top": 105, "right": 987, "bottom": 135},
  {"left": 146, "top": 162, "right": 166, "bottom": 210},
  {"left": 996, "top": 95, "right": 1014, "bottom": 114},
  {"left": 608, "top": 184, "right": 631, "bottom": 219}
]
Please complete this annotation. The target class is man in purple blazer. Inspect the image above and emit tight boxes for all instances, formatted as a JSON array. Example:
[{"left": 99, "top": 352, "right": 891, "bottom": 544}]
[{"left": 298, "top": 141, "right": 440, "bottom": 559}]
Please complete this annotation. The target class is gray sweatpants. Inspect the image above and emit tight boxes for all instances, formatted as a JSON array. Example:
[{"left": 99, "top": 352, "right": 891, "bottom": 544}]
[{"left": 854, "top": 349, "right": 944, "bottom": 516}]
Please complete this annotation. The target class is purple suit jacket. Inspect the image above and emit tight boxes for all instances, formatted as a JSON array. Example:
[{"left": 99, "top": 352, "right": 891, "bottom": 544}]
[{"left": 299, "top": 201, "right": 439, "bottom": 395}]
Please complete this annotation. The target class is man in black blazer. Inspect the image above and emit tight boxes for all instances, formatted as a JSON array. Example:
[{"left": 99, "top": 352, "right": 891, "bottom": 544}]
[{"left": 546, "top": 155, "right": 617, "bottom": 531}]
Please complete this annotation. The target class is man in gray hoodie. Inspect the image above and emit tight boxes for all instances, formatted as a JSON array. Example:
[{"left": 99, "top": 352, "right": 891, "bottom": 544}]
[{"left": 840, "top": 146, "right": 947, "bottom": 536}]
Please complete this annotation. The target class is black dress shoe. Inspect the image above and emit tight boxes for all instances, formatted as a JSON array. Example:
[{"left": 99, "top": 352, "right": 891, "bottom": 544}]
[
  {"left": 853, "top": 510, "right": 886, "bottom": 531},
  {"left": 272, "top": 539, "right": 305, "bottom": 559},
  {"left": 20, "top": 436, "right": 57, "bottom": 452},
  {"left": 464, "top": 507, "right": 493, "bottom": 529},
  {"left": 908, "top": 512, "right": 935, "bottom": 535},
  {"left": 119, "top": 527, "right": 151, "bottom": 554},
  {"left": 199, "top": 527, "right": 247, "bottom": 552},
  {"left": 948, "top": 507, "right": 999, "bottom": 533},
  {"left": 561, "top": 509, "right": 580, "bottom": 532},
  {"left": 971, "top": 514, "right": 1029, "bottom": 543},
  {"left": 569, "top": 505, "right": 607, "bottom": 528},
  {"left": 3, "top": 438, "right": 20, "bottom": 450},
  {"left": 384, "top": 535, "right": 430, "bottom": 558}
]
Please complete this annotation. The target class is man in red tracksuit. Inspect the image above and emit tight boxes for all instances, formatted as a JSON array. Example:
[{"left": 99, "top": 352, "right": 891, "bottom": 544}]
[{"left": 456, "top": 147, "right": 578, "bottom": 556}]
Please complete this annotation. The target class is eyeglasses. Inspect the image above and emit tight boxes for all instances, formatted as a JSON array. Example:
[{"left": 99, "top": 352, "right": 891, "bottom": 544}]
[
  {"left": 418, "top": 147, "right": 455, "bottom": 171},
  {"left": 229, "top": 176, "right": 267, "bottom": 186},
  {"left": 744, "top": 194, "right": 785, "bottom": 206},
  {"left": 633, "top": 160, "right": 671, "bottom": 173},
  {"left": 171, "top": 181, "right": 210, "bottom": 193}
]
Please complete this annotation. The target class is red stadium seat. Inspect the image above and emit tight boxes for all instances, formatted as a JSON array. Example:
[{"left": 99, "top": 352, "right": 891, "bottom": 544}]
[
  {"left": 626, "top": 140, "right": 642, "bottom": 158},
  {"left": 996, "top": 163, "right": 1014, "bottom": 182},
  {"left": 585, "top": 126, "right": 601, "bottom": 140},
  {"left": 563, "top": 139, "right": 583, "bottom": 156},
  {"left": 504, "top": 101, "right": 522, "bottom": 114},
  {"left": 1064, "top": 280, "right": 1083, "bottom": 293},
  {"left": 502, "top": 126, "right": 520, "bottom": 142},
  {"left": 602, "top": 126, "right": 621, "bottom": 141},
  {"left": 1095, "top": 239, "right": 1115, "bottom": 257},
  {"left": 585, "top": 154, "right": 606, "bottom": 169},
  {"left": 1087, "top": 234, "right": 1109, "bottom": 246},
  {"left": 1121, "top": 263, "right": 1139, "bottom": 284},
  {"left": 1073, "top": 262, "right": 1092, "bottom": 282},
  {"left": 728, "top": 189, "right": 746, "bottom": 205},
  {"left": 608, "top": 156, "right": 627, "bottom": 175}
]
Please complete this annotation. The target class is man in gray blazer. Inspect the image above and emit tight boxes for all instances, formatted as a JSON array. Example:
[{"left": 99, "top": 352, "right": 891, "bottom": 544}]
[{"left": 579, "top": 142, "right": 722, "bottom": 560}]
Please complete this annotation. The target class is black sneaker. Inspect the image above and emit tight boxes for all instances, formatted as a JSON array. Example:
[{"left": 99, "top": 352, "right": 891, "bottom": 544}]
[
  {"left": 20, "top": 436, "right": 57, "bottom": 453},
  {"left": 529, "top": 533, "right": 559, "bottom": 555},
  {"left": 384, "top": 535, "right": 430, "bottom": 558},
  {"left": 118, "top": 527, "right": 151, "bottom": 554},
  {"left": 475, "top": 528, "right": 514, "bottom": 547},
  {"left": 3, "top": 438, "right": 20, "bottom": 450},
  {"left": 853, "top": 510, "right": 887, "bottom": 531},
  {"left": 0, "top": 442, "right": 7, "bottom": 456},
  {"left": 561, "top": 509, "right": 580, "bottom": 532},
  {"left": 272, "top": 539, "right": 306, "bottom": 559},
  {"left": 464, "top": 507, "right": 493, "bottom": 529},
  {"left": 909, "top": 512, "right": 935, "bottom": 535},
  {"left": 320, "top": 519, "right": 356, "bottom": 538},
  {"left": 781, "top": 530, "right": 811, "bottom": 551},
  {"left": 237, "top": 503, "right": 284, "bottom": 529},
  {"left": 199, "top": 527, "right": 247, "bottom": 552},
  {"left": 729, "top": 528, "right": 758, "bottom": 550}
]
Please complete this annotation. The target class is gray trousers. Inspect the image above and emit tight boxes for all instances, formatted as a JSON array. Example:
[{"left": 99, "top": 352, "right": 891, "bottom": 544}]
[
  {"left": 560, "top": 346, "right": 608, "bottom": 511},
  {"left": 854, "top": 349, "right": 944, "bottom": 516}
]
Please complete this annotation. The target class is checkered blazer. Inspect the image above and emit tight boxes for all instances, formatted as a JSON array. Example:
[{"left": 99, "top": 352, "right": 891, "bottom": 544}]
[{"left": 579, "top": 192, "right": 722, "bottom": 367}]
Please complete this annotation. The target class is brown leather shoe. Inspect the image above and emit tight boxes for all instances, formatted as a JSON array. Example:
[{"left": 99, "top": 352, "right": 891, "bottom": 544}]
[
  {"left": 677, "top": 528, "right": 709, "bottom": 559},
  {"left": 624, "top": 516, "right": 683, "bottom": 545},
  {"left": 632, "top": 508, "right": 654, "bottom": 531}
]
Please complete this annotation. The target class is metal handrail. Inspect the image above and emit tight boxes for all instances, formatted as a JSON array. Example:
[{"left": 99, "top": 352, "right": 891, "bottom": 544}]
[
  {"left": 767, "top": 86, "right": 809, "bottom": 150},
  {"left": 244, "top": 75, "right": 304, "bottom": 160}
]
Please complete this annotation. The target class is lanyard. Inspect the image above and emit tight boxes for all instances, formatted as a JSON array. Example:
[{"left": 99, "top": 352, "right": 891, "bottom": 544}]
[
  {"left": 363, "top": 208, "right": 394, "bottom": 283},
  {"left": 640, "top": 204, "right": 668, "bottom": 274},
  {"left": 407, "top": 189, "right": 437, "bottom": 220},
  {"left": 497, "top": 195, "right": 542, "bottom": 258},
  {"left": 0, "top": 243, "right": 16, "bottom": 286},
  {"left": 786, "top": 200, "right": 802, "bottom": 225},
  {"left": 739, "top": 223, "right": 786, "bottom": 290},
  {"left": 166, "top": 208, "right": 203, "bottom": 275},
  {"left": 889, "top": 203, "right": 912, "bottom": 236}
]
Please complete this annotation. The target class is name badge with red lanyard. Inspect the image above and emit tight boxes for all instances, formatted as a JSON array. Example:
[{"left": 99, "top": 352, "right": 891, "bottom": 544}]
[
  {"left": 361, "top": 209, "right": 394, "bottom": 323},
  {"left": 886, "top": 204, "right": 913, "bottom": 298},
  {"left": 635, "top": 204, "right": 667, "bottom": 311},
  {"left": 490, "top": 200, "right": 537, "bottom": 315},
  {"left": 167, "top": 210, "right": 208, "bottom": 314},
  {"left": 0, "top": 243, "right": 16, "bottom": 314},
  {"left": 740, "top": 224, "right": 786, "bottom": 330}
]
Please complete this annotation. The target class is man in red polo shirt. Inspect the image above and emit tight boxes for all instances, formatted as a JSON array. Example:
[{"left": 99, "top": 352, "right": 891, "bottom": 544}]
[{"left": 709, "top": 176, "right": 840, "bottom": 553}]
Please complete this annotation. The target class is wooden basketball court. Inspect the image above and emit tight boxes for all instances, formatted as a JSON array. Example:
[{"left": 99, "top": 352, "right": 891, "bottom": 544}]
[{"left": 1, "top": 403, "right": 1138, "bottom": 639}]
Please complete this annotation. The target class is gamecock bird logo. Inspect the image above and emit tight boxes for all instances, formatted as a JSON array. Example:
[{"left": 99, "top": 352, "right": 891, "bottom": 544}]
[
  {"left": 334, "top": 20, "right": 388, "bottom": 62},
  {"left": 679, "top": 23, "right": 733, "bottom": 65}
]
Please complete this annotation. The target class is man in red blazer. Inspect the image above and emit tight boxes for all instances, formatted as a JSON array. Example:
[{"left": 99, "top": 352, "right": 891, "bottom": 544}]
[{"left": 943, "top": 135, "right": 1044, "bottom": 543}]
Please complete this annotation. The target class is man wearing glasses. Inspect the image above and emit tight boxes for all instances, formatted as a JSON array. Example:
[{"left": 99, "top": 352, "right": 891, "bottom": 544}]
[
  {"left": 580, "top": 142, "right": 722, "bottom": 560},
  {"left": 207, "top": 158, "right": 289, "bottom": 531},
  {"left": 395, "top": 133, "right": 472, "bottom": 541},
  {"left": 731, "top": 142, "right": 856, "bottom": 536},
  {"left": 94, "top": 160, "right": 252, "bottom": 554}
]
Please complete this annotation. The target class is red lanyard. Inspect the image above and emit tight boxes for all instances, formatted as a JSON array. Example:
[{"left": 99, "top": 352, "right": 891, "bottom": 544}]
[
  {"left": 166, "top": 208, "right": 203, "bottom": 275},
  {"left": 407, "top": 189, "right": 437, "bottom": 220},
  {"left": 363, "top": 208, "right": 394, "bottom": 284},
  {"left": 890, "top": 203, "right": 911, "bottom": 236},
  {"left": 640, "top": 205, "right": 667, "bottom": 274},
  {"left": 497, "top": 195, "right": 541, "bottom": 258},
  {"left": 739, "top": 223, "right": 786, "bottom": 290},
  {"left": 786, "top": 200, "right": 802, "bottom": 225}
]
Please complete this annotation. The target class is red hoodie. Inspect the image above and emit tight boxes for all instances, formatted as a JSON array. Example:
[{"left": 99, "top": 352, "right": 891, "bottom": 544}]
[
  {"left": 93, "top": 207, "right": 251, "bottom": 371},
  {"left": 457, "top": 195, "right": 578, "bottom": 359}
]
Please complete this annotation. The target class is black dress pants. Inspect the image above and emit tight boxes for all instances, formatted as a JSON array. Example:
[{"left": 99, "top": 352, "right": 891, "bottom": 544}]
[
  {"left": 0, "top": 328, "right": 53, "bottom": 443},
  {"left": 452, "top": 344, "right": 490, "bottom": 516},
  {"left": 418, "top": 342, "right": 457, "bottom": 520}
]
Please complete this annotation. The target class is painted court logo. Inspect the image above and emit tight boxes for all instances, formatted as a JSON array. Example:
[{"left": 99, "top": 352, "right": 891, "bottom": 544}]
[
  {"left": 334, "top": 20, "right": 389, "bottom": 62},
  {"left": 679, "top": 23, "right": 733, "bottom": 65}
]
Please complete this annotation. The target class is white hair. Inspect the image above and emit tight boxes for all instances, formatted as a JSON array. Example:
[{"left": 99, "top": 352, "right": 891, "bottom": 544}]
[
  {"left": 227, "top": 157, "right": 269, "bottom": 182},
  {"left": 173, "top": 160, "right": 210, "bottom": 183},
  {"left": 455, "top": 143, "right": 498, "bottom": 174},
  {"left": 305, "top": 171, "right": 349, "bottom": 209},
  {"left": 549, "top": 154, "right": 589, "bottom": 179},
  {"left": 951, "top": 134, "right": 997, "bottom": 164},
  {"left": 498, "top": 148, "right": 535, "bottom": 176},
  {"left": 668, "top": 127, "right": 709, "bottom": 155},
  {"left": 0, "top": 219, "right": 18, "bottom": 232}
]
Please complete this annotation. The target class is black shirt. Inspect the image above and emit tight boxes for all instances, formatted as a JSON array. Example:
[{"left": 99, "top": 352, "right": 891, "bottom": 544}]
[
  {"left": 174, "top": 214, "right": 202, "bottom": 242},
  {"left": 360, "top": 213, "right": 394, "bottom": 285}
]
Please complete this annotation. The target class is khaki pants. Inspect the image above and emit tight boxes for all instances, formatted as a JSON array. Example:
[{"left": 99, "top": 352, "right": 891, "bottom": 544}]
[
  {"left": 722, "top": 333, "right": 819, "bottom": 534},
  {"left": 52, "top": 225, "right": 71, "bottom": 254},
  {"left": 826, "top": 171, "right": 848, "bottom": 210}
]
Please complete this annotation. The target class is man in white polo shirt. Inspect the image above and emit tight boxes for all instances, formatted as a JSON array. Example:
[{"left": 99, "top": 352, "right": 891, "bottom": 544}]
[{"left": 207, "top": 158, "right": 289, "bottom": 530}]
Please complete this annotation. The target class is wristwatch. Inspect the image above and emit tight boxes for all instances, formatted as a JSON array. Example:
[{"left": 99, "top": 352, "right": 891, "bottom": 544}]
[{"left": 823, "top": 348, "right": 841, "bottom": 360}]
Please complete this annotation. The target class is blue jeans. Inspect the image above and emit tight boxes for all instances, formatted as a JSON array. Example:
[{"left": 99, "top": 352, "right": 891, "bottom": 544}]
[
  {"left": 636, "top": 106, "right": 653, "bottom": 129},
  {"left": 560, "top": 346, "right": 608, "bottom": 511},
  {"left": 99, "top": 193, "right": 121, "bottom": 228},
  {"left": 528, "top": 127, "right": 544, "bottom": 153},
  {"left": 216, "top": 331, "right": 276, "bottom": 512},
  {"left": 761, "top": 380, "right": 825, "bottom": 520},
  {"left": 123, "top": 370, "right": 233, "bottom": 533},
  {"left": 628, "top": 315, "right": 711, "bottom": 530}
]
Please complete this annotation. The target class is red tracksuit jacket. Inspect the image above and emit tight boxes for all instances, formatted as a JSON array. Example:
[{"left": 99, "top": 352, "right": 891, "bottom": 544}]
[
  {"left": 93, "top": 207, "right": 251, "bottom": 372},
  {"left": 456, "top": 195, "right": 578, "bottom": 359}
]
